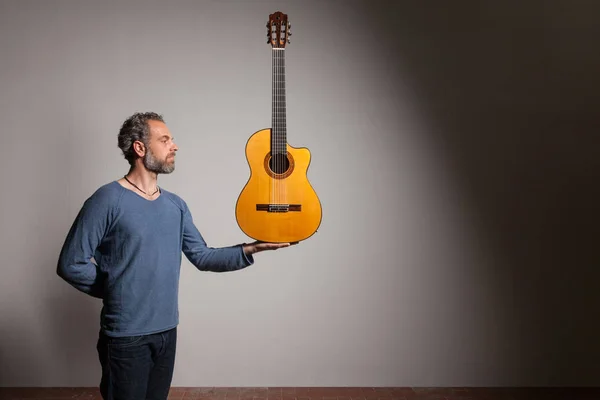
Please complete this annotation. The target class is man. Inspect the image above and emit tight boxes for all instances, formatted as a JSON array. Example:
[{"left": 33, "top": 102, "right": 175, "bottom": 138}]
[{"left": 57, "top": 112, "right": 290, "bottom": 400}]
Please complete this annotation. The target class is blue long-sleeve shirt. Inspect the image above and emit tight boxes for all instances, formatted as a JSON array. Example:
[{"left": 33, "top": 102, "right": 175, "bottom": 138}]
[{"left": 57, "top": 181, "right": 253, "bottom": 337}]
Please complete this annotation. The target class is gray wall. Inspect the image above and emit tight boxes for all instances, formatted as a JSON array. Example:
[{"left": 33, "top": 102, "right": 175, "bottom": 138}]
[{"left": 0, "top": 0, "right": 598, "bottom": 388}]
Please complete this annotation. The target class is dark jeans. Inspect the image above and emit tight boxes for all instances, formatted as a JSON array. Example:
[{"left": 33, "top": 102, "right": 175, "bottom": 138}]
[{"left": 96, "top": 327, "right": 177, "bottom": 400}]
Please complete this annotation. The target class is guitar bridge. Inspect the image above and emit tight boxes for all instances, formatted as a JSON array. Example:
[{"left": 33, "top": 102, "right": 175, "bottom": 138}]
[{"left": 256, "top": 204, "right": 301, "bottom": 213}]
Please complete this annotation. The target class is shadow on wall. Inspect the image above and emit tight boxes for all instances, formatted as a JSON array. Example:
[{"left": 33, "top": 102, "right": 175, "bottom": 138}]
[
  {"left": 3, "top": 248, "right": 102, "bottom": 385},
  {"left": 42, "top": 286, "right": 102, "bottom": 386},
  {"left": 363, "top": 0, "right": 600, "bottom": 385},
  {"left": 0, "top": 267, "right": 101, "bottom": 386}
]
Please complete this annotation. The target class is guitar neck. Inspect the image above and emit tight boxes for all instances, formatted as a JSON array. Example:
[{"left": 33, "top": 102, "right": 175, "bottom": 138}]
[{"left": 271, "top": 48, "right": 287, "bottom": 155}]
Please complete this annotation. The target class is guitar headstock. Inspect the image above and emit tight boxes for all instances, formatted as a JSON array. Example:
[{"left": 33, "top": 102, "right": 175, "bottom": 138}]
[{"left": 267, "top": 11, "right": 291, "bottom": 48}]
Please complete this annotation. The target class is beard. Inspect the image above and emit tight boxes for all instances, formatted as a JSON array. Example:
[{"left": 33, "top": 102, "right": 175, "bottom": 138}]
[{"left": 143, "top": 148, "right": 175, "bottom": 174}]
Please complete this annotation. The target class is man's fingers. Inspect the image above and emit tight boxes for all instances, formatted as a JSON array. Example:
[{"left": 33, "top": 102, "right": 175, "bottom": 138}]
[
  {"left": 258, "top": 242, "right": 292, "bottom": 250},
  {"left": 269, "top": 243, "right": 290, "bottom": 249}
]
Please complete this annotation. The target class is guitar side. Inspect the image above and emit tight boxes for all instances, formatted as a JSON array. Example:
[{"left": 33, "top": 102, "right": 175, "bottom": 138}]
[{"left": 235, "top": 128, "right": 322, "bottom": 243}]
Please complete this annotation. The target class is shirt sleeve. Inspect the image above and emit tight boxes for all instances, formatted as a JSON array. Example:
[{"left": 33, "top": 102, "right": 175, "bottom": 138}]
[
  {"left": 181, "top": 206, "right": 254, "bottom": 272},
  {"left": 56, "top": 194, "right": 111, "bottom": 298}
]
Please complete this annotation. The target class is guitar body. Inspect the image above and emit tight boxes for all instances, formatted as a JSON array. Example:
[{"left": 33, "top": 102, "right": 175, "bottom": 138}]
[{"left": 236, "top": 128, "right": 322, "bottom": 243}]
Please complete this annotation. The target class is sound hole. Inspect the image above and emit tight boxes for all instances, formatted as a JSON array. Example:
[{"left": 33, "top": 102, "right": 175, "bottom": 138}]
[{"left": 269, "top": 153, "right": 290, "bottom": 174}]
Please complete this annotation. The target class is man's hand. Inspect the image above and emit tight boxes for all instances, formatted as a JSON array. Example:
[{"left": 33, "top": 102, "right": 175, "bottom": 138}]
[{"left": 243, "top": 240, "right": 298, "bottom": 255}]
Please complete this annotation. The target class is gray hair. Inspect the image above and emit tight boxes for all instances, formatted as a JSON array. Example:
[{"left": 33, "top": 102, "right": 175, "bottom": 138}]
[{"left": 117, "top": 112, "right": 165, "bottom": 166}]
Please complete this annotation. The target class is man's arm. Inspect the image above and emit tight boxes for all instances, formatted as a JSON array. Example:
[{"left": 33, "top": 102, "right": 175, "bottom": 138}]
[
  {"left": 182, "top": 207, "right": 255, "bottom": 272},
  {"left": 56, "top": 196, "right": 109, "bottom": 298},
  {"left": 181, "top": 208, "right": 294, "bottom": 271}
]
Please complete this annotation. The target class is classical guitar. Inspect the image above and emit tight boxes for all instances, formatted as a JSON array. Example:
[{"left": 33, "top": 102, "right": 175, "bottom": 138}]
[{"left": 235, "top": 11, "right": 322, "bottom": 244}]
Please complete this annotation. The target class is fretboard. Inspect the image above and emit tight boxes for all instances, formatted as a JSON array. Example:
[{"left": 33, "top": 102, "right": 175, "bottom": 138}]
[{"left": 271, "top": 48, "right": 287, "bottom": 155}]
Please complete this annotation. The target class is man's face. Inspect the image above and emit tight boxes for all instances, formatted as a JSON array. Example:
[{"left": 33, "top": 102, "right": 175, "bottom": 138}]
[{"left": 142, "top": 120, "right": 178, "bottom": 174}]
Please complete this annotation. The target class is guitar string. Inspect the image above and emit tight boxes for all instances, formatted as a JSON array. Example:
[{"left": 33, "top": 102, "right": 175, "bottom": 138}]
[
  {"left": 277, "top": 49, "right": 283, "bottom": 208},
  {"left": 273, "top": 45, "right": 279, "bottom": 208},
  {"left": 271, "top": 43, "right": 274, "bottom": 207},
  {"left": 276, "top": 46, "right": 281, "bottom": 207},
  {"left": 276, "top": 46, "right": 278, "bottom": 207},
  {"left": 275, "top": 45, "right": 279, "bottom": 207},
  {"left": 278, "top": 47, "right": 282, "bottom": 207},
  {"left": 281, "top": 47, "right": 285, "bottom": 207},
  {"left": 273, "top": 42, "right": 277, "bottom": 207},
  {"left": 270, "top": 36, "right": 273, "bottom": 207},
  {"left": 279, "top": 47, "right": 285, "bottom": 208},
  {"left": 282, "top": 47, "right": 286, "bottom": 207}
]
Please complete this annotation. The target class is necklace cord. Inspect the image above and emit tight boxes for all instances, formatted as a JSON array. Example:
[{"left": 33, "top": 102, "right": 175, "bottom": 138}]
[{"left": 124, "top": 175, "right": 160, "bottom": 196}]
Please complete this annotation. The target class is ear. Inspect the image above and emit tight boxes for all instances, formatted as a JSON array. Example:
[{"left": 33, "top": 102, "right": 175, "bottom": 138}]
[{"left": 132, "top": 140, "right": 146, "bottom": 157}]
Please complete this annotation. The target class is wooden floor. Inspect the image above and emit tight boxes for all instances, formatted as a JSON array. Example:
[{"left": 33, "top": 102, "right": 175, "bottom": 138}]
[
  {"left": 0, "top": 387, "right": 600, "bottom": 400},
  {"left": 0, "top": 387, "right": 599, "bottom": 400}
]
